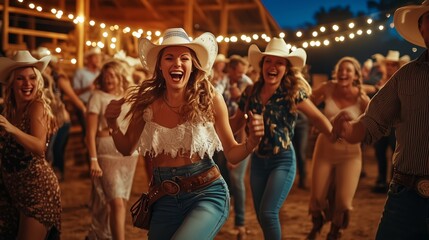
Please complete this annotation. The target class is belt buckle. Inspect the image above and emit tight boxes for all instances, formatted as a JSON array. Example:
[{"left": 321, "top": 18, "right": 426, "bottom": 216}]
[
  {"left": 161, "top": 180, "right": 180, "bottom": 196},
  {"left": 416, "top": 179, "right": 429, "bottom": 198}
]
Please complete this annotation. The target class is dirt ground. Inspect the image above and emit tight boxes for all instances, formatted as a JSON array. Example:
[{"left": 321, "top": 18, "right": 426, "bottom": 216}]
[{"left": 60, "top": 131, "right": 387, "bottom": 240}]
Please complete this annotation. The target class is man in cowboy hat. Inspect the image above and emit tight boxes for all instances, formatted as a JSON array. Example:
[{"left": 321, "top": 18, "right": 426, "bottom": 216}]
[{"left": 332, "top": 1, "right": 429, "bottom": 239}]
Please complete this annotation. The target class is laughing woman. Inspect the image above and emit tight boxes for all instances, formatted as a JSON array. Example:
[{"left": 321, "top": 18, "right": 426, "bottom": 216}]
[
  {"left": 104, "top": 28, "right": 264, "bottom": 239},
  {"left": 308, "top": 57, "right": 369, "bottom": 240},
  {"left": 0, "top": 51, "right": 61, "bottom": 239}
]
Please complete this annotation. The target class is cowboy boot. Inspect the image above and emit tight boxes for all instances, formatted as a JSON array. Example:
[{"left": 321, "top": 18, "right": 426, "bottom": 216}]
[
  {"left": 307, "top": 211, "right": 325, "bottom": 240},
  {"left": 326, "top": 223, "right": 342, "bottom": 240}
]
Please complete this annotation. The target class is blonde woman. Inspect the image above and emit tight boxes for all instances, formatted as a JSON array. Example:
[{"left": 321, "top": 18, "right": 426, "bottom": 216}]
[
  {"left": 85, "top": 60, "right": 137, "bottom": 240},
  {"left": 308, "top": 57, "right": 369, "bottom": 239},
  {"left": 0, "top": 51, "right": 61, "bottom": 239},
  {"left": 105, "top": 28, "right": 264, "bottom": 239}
]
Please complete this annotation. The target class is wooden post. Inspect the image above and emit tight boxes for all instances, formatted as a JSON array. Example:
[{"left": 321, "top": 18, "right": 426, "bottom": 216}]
[
  {"left": 76, "top": 0, "right": 85, "bottom": 68},
  {"left": 184, "top": 0, "right": 193, "bottom": 37},
  {"left": 219, "top": 0, "right": 229, "bottom": 55},
  {"left": 2, "top": 0, "right": 9, "bottom": 52}
]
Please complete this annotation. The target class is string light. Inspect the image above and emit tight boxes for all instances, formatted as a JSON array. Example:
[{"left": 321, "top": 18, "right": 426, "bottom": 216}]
[{"left": 12, "top": 0, "right": 398, "bottom": 63}]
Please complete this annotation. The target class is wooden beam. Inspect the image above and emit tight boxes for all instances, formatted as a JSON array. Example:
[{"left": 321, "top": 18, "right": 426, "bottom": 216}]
[
  {"left": 194, "top": 1, "right": 216, "bottom": 33},
  {"left": 219, "top": 0, "right": 229, "bottom": 55},
  {"left": 253, "top": 0, "right": 271, "bottom": 36},
  {"left": 9, "top": 27, "right": 69, "bottom": 39},
  {"left": 254, "top": 0, "right": 280, "bottom": 36},
  {"left": 157, "top": 3, "right": 257, "bottom": 12},
  {"left": 7, "top": 6, "right": 71, "bottom": 22},
  {"left": 2, "top": 0, "right": 10, "bottom": 51},
  {"left": 76, "top": 0, "right": 85, "bottom": 68},
  {"left": 138, "top": 0, "right": 162, "bottom": 20},
  {"left": 184, "top": 0, "right": 193, "bottom": 36}
]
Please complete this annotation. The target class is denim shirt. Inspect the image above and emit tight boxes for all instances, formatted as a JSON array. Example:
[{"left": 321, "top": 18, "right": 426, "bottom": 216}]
[{"left": 238, "top": 83, "right": 308, "bottom": 156}]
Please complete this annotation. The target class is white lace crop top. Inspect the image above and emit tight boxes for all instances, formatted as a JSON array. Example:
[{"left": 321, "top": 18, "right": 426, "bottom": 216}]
[{"left": 139, "top": 107, "right": 223, "bottom": 160}]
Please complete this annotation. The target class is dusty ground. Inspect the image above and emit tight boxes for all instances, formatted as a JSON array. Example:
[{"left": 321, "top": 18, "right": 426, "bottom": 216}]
[{"left": 60, "top": 131, "right": 387, "bottom": 240}]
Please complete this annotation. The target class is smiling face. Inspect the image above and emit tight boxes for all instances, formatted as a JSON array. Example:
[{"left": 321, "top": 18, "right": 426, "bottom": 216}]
[
  {"left": 335, "top": 60, "right": 359, "bottom": 87},
  {"left": 262, "top": 55, "right": 288, "bottom": 86},
  {"left": 159, "top": 46, "right": 193, "bottom": 90},
  {"left": 101, "top": 67, "right": 120, "bottom": 94},
  {"left": 12, "top": 67, "right": 39, "bottom": 104}
]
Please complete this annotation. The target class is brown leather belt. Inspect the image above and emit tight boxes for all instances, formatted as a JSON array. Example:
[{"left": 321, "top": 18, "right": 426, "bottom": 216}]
[
  {"left": 146, "top": 165, "right": 221, "bottom": 203},
  {"left": 392, "top": 171, "right": 429, "bottom": 198}
]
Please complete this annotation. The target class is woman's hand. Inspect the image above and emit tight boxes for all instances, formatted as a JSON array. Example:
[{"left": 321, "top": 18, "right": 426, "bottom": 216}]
[
  {"left": 0, "top": 114, "right": 17, "bottom": 134},
  {"left": 104, "top": 98, "right": 125, "bottom": 130},
  {"left": 90, "top": 160, "right": 103, "bottom": 178},
  {"left": 246, "top": 111, "right": 264, "bottom": 149}
]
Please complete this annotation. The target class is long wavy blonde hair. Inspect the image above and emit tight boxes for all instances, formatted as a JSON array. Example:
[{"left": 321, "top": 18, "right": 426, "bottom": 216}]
[
  {"left": 2, "top": 67, "right": 56, "bottom": 135},
  {"left": 125, "top": 47, "right": 216, "bottom": 124}
]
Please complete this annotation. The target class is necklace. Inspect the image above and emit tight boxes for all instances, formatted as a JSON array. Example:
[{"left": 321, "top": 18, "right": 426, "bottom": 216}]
[{"left": 163, "top": 94, "right": 182, "bottom": 115}]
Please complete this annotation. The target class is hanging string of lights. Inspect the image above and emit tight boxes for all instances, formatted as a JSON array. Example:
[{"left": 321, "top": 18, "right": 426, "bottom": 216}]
[{"left": 10, "top": 0, "right": 398, "bottom": 63}]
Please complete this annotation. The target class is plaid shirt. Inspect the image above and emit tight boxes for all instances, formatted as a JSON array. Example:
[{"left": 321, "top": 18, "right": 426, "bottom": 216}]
[{"left": 361, "top": 50, "right": 429, "bottom": 175}]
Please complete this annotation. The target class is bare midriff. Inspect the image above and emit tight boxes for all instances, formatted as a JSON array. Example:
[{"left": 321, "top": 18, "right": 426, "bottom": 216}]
[{"left": 147, "top": 152, "right": 204, "bottom": 168}]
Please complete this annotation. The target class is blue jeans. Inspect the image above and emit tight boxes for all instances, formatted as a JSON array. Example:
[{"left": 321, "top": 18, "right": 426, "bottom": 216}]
[
  {"left": 375, "top": 182, "right": 429, "bottom": 240},
  {"left": 148, "top": 159, "right": 230, "bottom": 240},
  {"left": 250, "top": 148, "right": 297, "bottom": 240},
  {"left": 214, "top": 151, "right": 249, "bottom": 227}
]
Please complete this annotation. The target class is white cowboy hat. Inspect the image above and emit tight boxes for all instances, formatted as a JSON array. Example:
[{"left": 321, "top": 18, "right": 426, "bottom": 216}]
[
  {"left": 0, "top": 50, "right": 51, "bottom": 84},
  {"left": 215, "top": 53, "right": 229, "bottom": 63},
  {"left": 372, "top": 50, "right": 410, "bottom": 66},
  {"left": 394, "top": 0, "right": 429, "bottom": 47},
  {"left": 84, "top": 47, "right": 102, "bottom": 58},
  {"left": 138, "top": 28, "right": 218, "bottom": 73},
  {"left": 32, "top": 46, "right": 58, "bottom": 63},
  {"left": 248, "top": 37, "right": 307, "bottom": 72}
]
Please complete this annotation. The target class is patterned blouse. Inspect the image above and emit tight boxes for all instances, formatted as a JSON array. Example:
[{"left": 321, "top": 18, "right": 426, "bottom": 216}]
[{"left": 238, "top": 83, "right": 308, "bottom": 156}]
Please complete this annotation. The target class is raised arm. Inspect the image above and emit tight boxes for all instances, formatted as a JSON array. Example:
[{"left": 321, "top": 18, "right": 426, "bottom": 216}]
[
  {"left": 213, "top": 92, "right": 264, "bottom": 164},
  {"left": 297, "top": 98, "right": 333, "bottom": 137},
  {"left": 105, "top": 98, "right": 144, "bottom": 156}
]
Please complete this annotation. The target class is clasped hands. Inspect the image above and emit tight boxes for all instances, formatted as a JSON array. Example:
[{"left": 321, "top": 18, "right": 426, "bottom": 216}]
[{"left": 331, "top": 110, "right": 354, "bottom": 143}]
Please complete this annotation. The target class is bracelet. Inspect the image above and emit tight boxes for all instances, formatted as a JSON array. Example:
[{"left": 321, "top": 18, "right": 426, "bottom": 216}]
[{"left": 90, "top": 157, "right": 98, "bottom": 162}]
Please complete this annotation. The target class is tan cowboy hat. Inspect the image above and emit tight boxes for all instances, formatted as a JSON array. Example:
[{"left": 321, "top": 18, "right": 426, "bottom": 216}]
[
  {"left": 0, "top": 50, "right": 51, "bottom": 84},
  {"left": 138, "top": 28, "right": 218, "bottom": 73},
  {"left": 394, "top": 0, "right": 429, "bottom": 47},
  {"left": 248, "top": 37, "right": 307, "bottom": 72},
  {"left": 215, "top": 53, "right": 229, "bottom": 63},
  {"left": 32, "top": 46, "right": 58, "bottom": 63},
  {"left": 84, "top": 47, "right": 102, "bottom": 58},
  {"left": 372, "top": 50, "right": 410, "bottom": 66}
]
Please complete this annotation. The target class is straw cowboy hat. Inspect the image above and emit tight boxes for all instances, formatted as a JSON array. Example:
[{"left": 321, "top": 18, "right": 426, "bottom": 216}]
[
  {"left": 0, "top": 50, "right": 51, "bottom": 84},
  {"left": 84, "top": 47, "right": 102, "bottom": 58},
  {"left": 215, "top": 53, "right": 229, "bottom": 63},
  {"left": 372, "top": 50, "right": 411, "bottom": 66},
  {"left": 248, "top": 37, "right": 307, "bottom": 72},
  {"left": 138, "top": 28, "right": 218, "bottom": 73},
  {"left": 394, "top": 0, "right": 429, "bottom": 47},
  {"left": 32, "top": 46, "right": 58, "bottom": 63}
]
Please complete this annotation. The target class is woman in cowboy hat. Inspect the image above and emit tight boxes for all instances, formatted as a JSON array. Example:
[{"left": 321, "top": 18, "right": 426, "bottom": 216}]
[
  {"left": 308, "top": 57, "right": 370, "bottom": 240},
  {"left": 229, "top": 37, "right": 333, "bottom": 239},
  {"left": 332, "top": 1, "right": 429, "bottom": 239},
  {"left": 0, "top": 50, "right": 61, "bottom": 239},
  {"left": 104, "top": 28, "right": 264, "bottom": 239}
]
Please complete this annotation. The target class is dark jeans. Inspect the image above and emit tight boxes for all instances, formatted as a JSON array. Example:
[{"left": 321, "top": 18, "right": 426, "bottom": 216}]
[
  {"left": 376, "top": 182, "right": 429, "bottom": 239},
  {"left": 292, "top": 111, "right": 309, "bottom": 187},
  {"left": 53, "top": 122, "right": 71, "bottom": 175}
]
